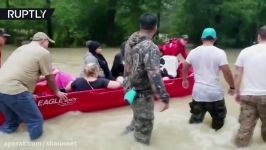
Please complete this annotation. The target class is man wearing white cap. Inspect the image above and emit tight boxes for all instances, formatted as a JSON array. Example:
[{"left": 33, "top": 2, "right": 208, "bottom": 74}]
[
  {"left": 0, "top": 32, "right": 67, "bottom": 140},
  {"left": 182, "top": 28, "right": 234, "bottom": 130}
]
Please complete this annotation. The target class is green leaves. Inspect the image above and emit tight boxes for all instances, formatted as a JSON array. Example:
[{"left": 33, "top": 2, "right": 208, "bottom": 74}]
[
  {"left": 175, "top": 0, "right": 263, "bottom": 48},
  {"left": 1, "top": 0, "right": 266, "bottom": 47}
]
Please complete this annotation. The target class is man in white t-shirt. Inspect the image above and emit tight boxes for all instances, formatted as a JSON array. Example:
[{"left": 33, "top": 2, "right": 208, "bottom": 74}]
[
  {"left": 182, "top": 27, "right": 234, "bottom": 130},
  {"left": 234, "top": 26, "right": 266, "bottom": 147}
]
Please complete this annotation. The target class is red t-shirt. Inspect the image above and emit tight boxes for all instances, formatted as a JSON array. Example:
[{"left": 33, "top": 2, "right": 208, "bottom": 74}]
[{"left": 158, "top": 38, "right": 187, "bottom": 58}]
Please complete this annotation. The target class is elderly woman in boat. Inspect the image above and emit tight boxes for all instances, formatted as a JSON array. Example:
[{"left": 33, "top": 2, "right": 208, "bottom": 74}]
[
  {"left": 81, "top": 41, "right": 114, "bottom": 80},
  {"left": 66, "top": 63, "right": 123, "bottom": 92}
]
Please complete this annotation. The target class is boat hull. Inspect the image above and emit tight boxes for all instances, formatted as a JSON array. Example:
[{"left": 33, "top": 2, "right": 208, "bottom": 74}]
[{"left": 0, "top": 75, "right": 194, "bottom": 125}]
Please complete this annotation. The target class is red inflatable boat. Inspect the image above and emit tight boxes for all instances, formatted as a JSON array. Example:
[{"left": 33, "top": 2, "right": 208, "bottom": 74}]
[{"left": 0, "top": 69, "right": 194, "bottom": 125}]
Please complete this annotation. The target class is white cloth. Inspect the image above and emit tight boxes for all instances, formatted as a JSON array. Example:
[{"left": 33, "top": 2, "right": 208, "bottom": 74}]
[
  {"left": 235, "top": 43, "right": 266, "bottom": 95},
  {"left": 160, "top": 55, "right": 178, "bottom": 77},
  {"left": 186, "top": 45, "right": 228, "bottom": 102}
]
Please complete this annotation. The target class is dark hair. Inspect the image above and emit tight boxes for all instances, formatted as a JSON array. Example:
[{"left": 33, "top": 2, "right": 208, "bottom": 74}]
[
  {"left": 202, "top": 36, "right": 215, "bottom": 41},
  {"left": 87, "top": 41, "right": 101, "bottom": 54},
  {"left": 258, "top": 26, "right": 266, "bottom": 40},
  {"left": 139, "top": 13, "right": 157, "bottom": 30}
]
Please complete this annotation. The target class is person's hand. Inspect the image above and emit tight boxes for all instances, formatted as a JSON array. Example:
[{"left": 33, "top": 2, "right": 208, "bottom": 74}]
[
  {"left": 38, "top": 75, "right": 46, "bottom": 82},
  {"left": 159, "top": 102, "right": 169, "bottom": 112},
  {"left": 55, "top": 91, "right": 67, "bottom": 100},
  {"left": 228, "top": 88, "right": 235, "bottom": 96},
  {"left": 33, "top": 94, "right": 38, "bottom": 100},
  {"left": 182, "top": 79, "right": 189, "bottom": 89},
  {"left": 116, "top": 76, "right": 124, "bottom": 85},
  {"left": 235, "top": 90, "right": 241, "bottom": 103}
]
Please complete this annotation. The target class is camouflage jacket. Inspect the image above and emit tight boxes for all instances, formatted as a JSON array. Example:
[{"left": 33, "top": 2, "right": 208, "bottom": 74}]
[{"left": 123, "top": 32, "right": 169, "bottom": 103}]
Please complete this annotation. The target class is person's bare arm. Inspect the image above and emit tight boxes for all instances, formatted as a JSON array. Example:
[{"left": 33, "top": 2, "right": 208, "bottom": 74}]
[
  {"left": 65, "top": 81, "right": 73, "bottom": 92},
  {"left": 38, "top": 75, "right": 46, "bottom": 82},
  {"left": 107, "top": 80, "right": 121, "bottom": 89},
  {"left": 180, "top": 47, "right": 188, "bottom": 59},
  {"left": 45, "top": 74, "right": 67, "bottom": 99},
  {"left": 220, "top": 64, "right": 235, "bottom": 95},
  {"left": 234, "top": 66, "right": 243, "bottom": 101},
  {"left": 182, "top": 61, "right": 190, "bottom": 89}
]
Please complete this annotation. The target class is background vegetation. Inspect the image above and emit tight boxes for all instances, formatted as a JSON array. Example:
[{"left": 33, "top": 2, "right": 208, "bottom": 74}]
[{"left": 0, "top": 0, "right": 266, "bottom": 48}]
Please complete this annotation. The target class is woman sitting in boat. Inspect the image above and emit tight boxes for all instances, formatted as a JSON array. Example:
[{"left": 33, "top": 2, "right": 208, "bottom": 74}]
[
  {"left": 37, "top": 65, "right": 76, "bottom": 93},
  {"left": 66, "top": 63, "right": 122, "bottom": 92},
  {"left": 81, "top": 41, "right": 114, "bottom": 80}
]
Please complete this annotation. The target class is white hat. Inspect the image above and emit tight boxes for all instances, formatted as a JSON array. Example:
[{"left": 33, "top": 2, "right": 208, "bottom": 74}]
[{"left": 32, "top": 32, "right": 55, "bottom": 43}]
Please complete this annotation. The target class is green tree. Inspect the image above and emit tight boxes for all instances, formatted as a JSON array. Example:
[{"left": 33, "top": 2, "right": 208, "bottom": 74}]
[
  {"left": 176, "top": 0, "right": 260, "bottom": 48},
  {"left": 1, "top": 0, "right": 266, "bottom": 47}
]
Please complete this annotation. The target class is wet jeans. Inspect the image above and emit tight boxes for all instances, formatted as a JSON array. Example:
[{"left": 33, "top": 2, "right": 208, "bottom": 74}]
[{"left": 0, "top": 91, "right": 43, "bottom": 140}]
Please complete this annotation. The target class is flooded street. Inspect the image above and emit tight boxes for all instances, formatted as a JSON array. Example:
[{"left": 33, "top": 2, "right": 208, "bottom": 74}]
[{"left": 0, "top": 46, "right": 265, "bottom": 150}]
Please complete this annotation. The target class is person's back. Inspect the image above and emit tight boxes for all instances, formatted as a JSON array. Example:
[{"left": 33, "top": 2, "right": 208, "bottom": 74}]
[
  {"left": 0, "top": 42, "right": 50, "bottom": 94},
  {"left": 234, "top": 26, "right": 266, "bottom": 148},
  {"left": 67, "top": 63, "right": 121, "bottom": 92},
  {"left": 182, "top": 27, "right": 234, "bottom": 131},
  {"left": 124, "top": 32, "right": 154, "bottom": 90},
  {"left": 70, "top": 77, "right": 110, "bottom": 92},
  {"left": 189, "top": 46, "right": 225, "bottom": 85},
  {"left": 188, "top": 45, "right": 227, "bottom": 101},
  {"left": 236, "top": 43, "right": 266, "bottom": 94}
]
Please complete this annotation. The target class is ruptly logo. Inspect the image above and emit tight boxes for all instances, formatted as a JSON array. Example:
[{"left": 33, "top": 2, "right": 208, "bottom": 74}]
[{"left": 0, "top": 8, "right": 54, "bottom": 20}]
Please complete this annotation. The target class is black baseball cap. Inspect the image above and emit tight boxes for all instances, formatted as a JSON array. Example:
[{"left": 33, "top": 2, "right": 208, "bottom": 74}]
[{"left": 0, "top": 29, "right": 10, "bottom": 37}]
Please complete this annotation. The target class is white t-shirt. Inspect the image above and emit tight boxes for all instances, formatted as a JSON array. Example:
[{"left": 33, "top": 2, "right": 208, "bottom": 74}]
[
  {"left": 160, "top": 55, "right": 178, "bottom": 77},
  {"left": 235, "top": 43, "right": 266, "bottom": 95},
  {"left": 186, "top": 45, "right": 228, "bottom": 102}
]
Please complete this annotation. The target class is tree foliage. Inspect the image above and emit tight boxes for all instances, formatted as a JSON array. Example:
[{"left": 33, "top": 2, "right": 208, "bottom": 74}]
[{"left": 0, "top": 0, "right": 266, "bottom": 48}]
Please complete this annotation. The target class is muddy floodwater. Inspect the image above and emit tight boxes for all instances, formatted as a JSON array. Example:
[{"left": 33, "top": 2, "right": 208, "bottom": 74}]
[{"left": 0, "top": 46, "right": 265, "bottom": 150}]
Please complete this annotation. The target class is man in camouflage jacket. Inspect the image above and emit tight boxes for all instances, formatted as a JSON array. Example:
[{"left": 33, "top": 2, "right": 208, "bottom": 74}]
[{"left": 123, "top": 13, "right": 170, "bottom": 145}]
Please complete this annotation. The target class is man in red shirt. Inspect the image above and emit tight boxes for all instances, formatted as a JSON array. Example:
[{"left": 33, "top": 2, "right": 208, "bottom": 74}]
[
  {"left": 158, "top": 34, "right": 189, "bottom": 58},
  {"left": 158, "top": 35, "right": 189, "bottom": 78},
  {"left": 0, "top": 29, "right": 10, "bottom": 67}
]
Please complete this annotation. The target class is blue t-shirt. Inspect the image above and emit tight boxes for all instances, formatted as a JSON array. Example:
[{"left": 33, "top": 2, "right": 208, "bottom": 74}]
[{"left": 71, "top": 77, "right": 109, "bottom": 92}]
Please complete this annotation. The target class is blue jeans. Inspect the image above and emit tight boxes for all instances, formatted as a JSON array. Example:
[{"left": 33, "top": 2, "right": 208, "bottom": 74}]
[{"left": 0, "top": 91, "right": 43, "bottom": 140}]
